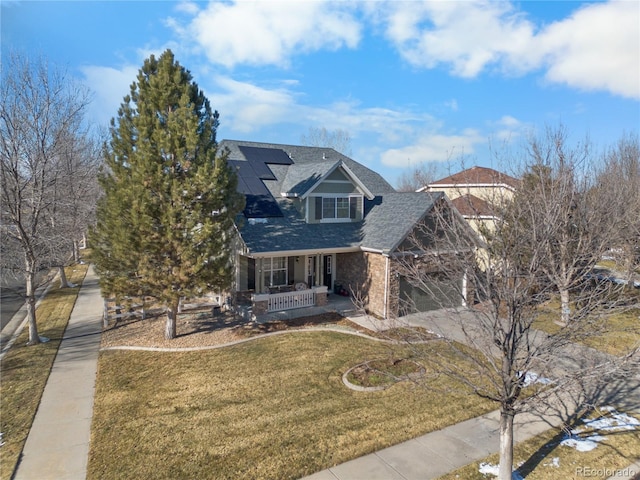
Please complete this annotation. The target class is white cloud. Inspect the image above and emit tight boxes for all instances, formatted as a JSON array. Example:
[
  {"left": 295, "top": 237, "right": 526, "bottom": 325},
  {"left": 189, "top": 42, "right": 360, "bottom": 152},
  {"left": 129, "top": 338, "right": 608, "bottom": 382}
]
[
  {"left": 80, "top": 65, "right": 139, "bottom": 126},
  {"left": 490, "top": 115, "right": 528, "bottom": 141},
  {"left": 201, "top": 73, "right": 439, "bottom": 142},
  {"left": 174, "top": 0, "right": 361, "bottom": 68},
  {"left": 379, "top": 1, "right": 535, "bottom": 77},
  {"left": 380, "top": 130, "right": 484, "bottom": 167},
  {"left": 536, "top": 1, "right": 639, "bottom": 99},
  {"left": 206, "top": 76, "right": 299, "bottom": 132},
  {"left": 175, "top": 0, "right": 199, "bottom": 15},
  {"left": 304, "top": 100, "right": 435, "bottom": 143},
  {"left": 374, "top": 0, "right": 639, "bottom": 99}
]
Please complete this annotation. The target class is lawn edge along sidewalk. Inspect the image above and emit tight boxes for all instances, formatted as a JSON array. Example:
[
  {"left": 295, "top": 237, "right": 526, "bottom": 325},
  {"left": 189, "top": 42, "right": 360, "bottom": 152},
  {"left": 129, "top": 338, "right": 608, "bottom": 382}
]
[{"left": 14, "top": 265, "right": 103, "bottom": 480}]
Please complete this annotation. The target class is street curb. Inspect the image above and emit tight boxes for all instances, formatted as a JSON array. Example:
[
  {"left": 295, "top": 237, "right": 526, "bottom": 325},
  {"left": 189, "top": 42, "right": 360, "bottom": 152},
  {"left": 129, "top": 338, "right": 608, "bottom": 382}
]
[{"left": 0, "top": 277, "right": 57, "bottom": 361}]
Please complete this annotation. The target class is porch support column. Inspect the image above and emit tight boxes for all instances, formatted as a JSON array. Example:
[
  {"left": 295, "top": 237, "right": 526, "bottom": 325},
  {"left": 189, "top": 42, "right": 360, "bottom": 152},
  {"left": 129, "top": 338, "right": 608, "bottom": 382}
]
[
  {"left": 316, "top": 254, "right": 322, "bottom": 286},
  {"left": 256, "top": 258, "right": 263, "bottom": 293}
]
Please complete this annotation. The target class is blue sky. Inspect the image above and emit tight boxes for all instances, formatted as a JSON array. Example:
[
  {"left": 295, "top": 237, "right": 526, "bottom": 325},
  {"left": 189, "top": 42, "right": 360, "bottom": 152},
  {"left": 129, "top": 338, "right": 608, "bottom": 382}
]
[{"left": 2, "top": 0, "right": 639, "bottom": 186}]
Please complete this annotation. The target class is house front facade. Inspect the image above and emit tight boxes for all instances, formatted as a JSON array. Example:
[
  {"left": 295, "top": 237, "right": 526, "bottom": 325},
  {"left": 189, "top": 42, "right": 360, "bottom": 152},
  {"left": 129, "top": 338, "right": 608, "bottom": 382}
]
[
  {"left": 222, "top": 140, "right": 472, "bottom": 319},
  {"left": 420, "top": 166, "right": 520, "bottom": 237}
]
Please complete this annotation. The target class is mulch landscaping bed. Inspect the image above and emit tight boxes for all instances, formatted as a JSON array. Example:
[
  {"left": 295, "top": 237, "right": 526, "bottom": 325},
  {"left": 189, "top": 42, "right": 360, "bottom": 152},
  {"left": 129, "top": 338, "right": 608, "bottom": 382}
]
[{"left": 100, "top": 309, "right": 363, "bottom": 349}]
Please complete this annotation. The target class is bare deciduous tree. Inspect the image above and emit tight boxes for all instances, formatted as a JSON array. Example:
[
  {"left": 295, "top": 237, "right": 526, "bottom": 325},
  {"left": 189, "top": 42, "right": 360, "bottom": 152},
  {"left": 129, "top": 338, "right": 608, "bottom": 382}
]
[
  {"left": 396, "top": 162, "right": 442, "bottom": 192},
  {"left": 300, "top": 126, "right": 352, "bottom": 156},
  {"left": 390, "top": 128, "right": 637, "bottom": 480},
  {"left": 518, "top": 127, "right": 610, "bottom": 326},
  {"left": 595, "top": 133, "right": 640, "bottom": 281},
  {"left": 0, "top": 53, "right": 94, "bottom": 344}
]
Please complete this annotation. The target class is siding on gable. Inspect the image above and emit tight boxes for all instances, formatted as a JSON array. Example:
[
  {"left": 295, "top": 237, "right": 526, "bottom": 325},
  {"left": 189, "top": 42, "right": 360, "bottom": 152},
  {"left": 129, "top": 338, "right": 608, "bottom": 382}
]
[
  {"left": 313, "top": 182, "right": 359, "bottom": 194},
  {"left": 325, "top": 168, "right": 350, "bottom": 182},
  {"left": 431, "top": 185, "right": 514, "bottom": 205}
]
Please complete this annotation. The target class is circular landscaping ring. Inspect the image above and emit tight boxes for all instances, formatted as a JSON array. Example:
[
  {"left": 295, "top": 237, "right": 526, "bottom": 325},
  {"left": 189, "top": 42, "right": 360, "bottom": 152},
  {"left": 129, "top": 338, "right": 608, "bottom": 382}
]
[{"left": 342, "top": 358, "right": 426, "bottom": 392}]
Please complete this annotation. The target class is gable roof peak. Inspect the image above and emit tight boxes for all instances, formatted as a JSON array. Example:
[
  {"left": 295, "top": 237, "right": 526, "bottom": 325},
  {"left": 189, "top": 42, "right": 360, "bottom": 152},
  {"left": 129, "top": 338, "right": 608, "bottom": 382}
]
[{"left": 428, "top": 165, "right": 519, "bottom": 189}]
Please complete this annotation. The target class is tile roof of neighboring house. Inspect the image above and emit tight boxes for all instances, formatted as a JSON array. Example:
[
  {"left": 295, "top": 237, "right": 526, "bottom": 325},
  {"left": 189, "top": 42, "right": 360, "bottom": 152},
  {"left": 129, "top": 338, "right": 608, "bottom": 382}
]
[
  {"left": 428, "top": 166, "right": 520, "bottom": 189},
  {"left": 450, "top": 194, "right": 495, "bottom": 217}
]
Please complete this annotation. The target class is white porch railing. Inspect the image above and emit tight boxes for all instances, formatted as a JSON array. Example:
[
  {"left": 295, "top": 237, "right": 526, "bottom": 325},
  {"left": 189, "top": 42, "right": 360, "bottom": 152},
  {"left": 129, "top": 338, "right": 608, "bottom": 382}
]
[{"left": 267, "top": 288, "right": 315, "bottom": 312}]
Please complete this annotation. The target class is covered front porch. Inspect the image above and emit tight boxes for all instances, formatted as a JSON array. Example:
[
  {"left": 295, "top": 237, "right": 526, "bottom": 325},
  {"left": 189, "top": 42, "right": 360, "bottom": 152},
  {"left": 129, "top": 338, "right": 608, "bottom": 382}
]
[
  {"left": 235, "top": 250, "right": 356, "bottom": 318},
  {"left": 252, "top": 292, "right": 357, "bottom": 323}
]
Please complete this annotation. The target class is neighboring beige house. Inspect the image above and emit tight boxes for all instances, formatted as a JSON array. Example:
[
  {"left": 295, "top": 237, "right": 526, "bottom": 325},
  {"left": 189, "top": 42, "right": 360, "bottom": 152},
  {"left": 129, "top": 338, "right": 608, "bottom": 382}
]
[{"left": 420, "top": 166, "right": 520, "bottom": 236}]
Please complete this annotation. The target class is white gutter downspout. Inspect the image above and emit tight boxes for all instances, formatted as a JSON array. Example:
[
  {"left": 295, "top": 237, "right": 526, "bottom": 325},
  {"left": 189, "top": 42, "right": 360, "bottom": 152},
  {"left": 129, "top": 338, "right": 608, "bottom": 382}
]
[{"left": 383, "top": 255, "right": 390, "bottom": 319}]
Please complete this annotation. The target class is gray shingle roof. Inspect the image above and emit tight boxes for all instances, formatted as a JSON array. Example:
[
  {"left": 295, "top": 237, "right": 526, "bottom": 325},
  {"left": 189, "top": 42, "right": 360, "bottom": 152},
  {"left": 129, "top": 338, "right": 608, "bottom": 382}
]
[
  {"left": 220, "top": 140, "right": 440, "bottom": 255},
  {"left": 238, "top": 192, "right": 444, "bottom": 255},
  {"left": 220, "top": 139, "right": 396, "bottom": 197},
  {"left": 361, "top": 192, "right": 442, "bottom": 252},
  {"left": 280, "top": 160, "right": 339, "bottom": 196}
]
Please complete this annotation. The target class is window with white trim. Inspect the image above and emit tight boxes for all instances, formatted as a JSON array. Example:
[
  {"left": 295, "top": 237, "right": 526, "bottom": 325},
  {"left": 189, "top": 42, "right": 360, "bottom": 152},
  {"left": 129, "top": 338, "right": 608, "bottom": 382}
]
[
  {"left": 263, "top": 257, "right": 287, "bottom": 287},
  {"left": 322, "top": 197, "right": 336, "bottom": 219},
  {"left": 315, "top": 195, "right": 361, "bottom": 222}
]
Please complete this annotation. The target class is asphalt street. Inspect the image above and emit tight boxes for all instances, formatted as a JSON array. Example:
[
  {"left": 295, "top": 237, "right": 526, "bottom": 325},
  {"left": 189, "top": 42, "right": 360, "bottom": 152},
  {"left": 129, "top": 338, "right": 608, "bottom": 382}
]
[{"left": 1, "top": 276, "right": 25, "bottom": 330}]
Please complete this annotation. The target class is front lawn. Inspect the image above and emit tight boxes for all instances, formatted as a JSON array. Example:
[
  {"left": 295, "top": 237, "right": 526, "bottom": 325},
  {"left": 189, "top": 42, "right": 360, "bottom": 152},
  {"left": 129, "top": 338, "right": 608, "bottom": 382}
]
[
  {"left": 88, "top": 332, "right": 494, "bottom": 480},
  {"left": 533, "top": 297, "right": 640, "bottom": 357}
]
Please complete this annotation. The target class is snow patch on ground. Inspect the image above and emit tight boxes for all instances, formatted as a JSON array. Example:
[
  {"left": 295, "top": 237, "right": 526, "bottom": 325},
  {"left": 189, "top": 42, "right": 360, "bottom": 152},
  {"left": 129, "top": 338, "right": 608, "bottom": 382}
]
[
  {"left": 519, "top": 371, "right": 553, "bottom": 387},
  {"left": 479, "top": 407, "right": 638, "bottom": 477},
  {"left": 560, "top": 435, "right": 605, "bottom": 452},
  {"left": 478, "top": 462, "right": 524, "bottom": 479},
  {"left": 561, "top": 406, "right": 640, "bottom": 452}
]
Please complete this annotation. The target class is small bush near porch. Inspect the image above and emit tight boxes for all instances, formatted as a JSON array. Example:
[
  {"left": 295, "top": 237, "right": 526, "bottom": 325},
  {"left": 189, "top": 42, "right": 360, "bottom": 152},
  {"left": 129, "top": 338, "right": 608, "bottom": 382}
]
[{"left": 88, "top": 331, "right": 494, "bottom": 480}]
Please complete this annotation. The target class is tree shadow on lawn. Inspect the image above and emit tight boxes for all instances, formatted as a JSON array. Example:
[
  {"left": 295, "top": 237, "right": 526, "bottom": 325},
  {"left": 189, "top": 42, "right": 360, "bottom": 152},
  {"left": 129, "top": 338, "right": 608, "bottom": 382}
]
[
  {"left": 106, "top": 308, "right": 348, "bottom": 338},
  {"left": 515, "top": 375, "right": 640, "bottom": 477}
]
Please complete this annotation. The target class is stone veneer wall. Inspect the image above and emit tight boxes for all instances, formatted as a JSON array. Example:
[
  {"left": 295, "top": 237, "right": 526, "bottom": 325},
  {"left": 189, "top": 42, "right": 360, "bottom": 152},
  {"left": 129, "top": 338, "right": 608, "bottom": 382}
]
[{"left": 336, "top": 252, "right": 389, "bottom": 318}]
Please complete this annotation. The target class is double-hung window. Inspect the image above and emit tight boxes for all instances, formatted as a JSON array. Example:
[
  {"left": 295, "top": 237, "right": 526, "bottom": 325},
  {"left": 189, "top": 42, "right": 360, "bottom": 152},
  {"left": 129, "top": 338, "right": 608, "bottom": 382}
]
[
  {"left": 322, "top": 197, "right": 336, "bottom": 219},
  {"left": 263, "top": 257, "right": 287, "bottom": 287},
  {"left": 317, "top": 196, "right": 360, "bottom": 222},
  {"left": 336, "top": 198, "right": 350, "bottom": 218}
]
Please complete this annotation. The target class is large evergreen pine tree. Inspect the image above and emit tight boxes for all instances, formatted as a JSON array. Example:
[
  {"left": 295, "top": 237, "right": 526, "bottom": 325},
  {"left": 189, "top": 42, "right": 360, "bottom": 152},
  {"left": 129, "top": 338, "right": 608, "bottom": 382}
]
[{"left": 92, "top": 50, "right": 244, "bottom": 339}]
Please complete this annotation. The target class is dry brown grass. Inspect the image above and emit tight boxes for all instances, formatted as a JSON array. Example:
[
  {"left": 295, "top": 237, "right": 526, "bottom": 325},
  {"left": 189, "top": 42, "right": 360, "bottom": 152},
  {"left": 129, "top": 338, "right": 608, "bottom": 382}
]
[
  {"left": 0, "top": 264, "right": 89, "bottom": 480},
  {"left": 88, "top": 331, "right": 495, "bottom": 480},
  {"left": 438, "top": 408, "right": 640, "bottom": 480},
  {"left": 533, "top": 297, "right": 640, "bottom": 357}
]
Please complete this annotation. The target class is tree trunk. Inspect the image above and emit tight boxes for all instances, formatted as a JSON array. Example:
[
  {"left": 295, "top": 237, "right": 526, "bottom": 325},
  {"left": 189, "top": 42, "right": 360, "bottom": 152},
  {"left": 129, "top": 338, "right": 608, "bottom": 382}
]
[
  {"left": 73, "top": 239, "right": 79, "bottom": 263},
  {"left": 58, "top": 266, "right": 71, "bottom": 288},
  {"left": 498, "top": 408, "right": 515, "bottom": 480},
  {"left": 165, "top": 303, "right": 178, "bottom": 340},
  {"left": 25, "top": 269, "right": 40, "bottom": 346},
  {"left": 559, "top": 287, "right": 570, "bottom": 325}
]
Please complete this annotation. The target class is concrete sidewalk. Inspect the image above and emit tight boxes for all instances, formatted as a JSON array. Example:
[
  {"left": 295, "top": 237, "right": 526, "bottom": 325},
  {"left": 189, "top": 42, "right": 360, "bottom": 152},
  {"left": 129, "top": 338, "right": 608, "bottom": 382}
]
[
  {"left": 303, "top": 407, "right": 570, "bottom": 480},
  {"left": 14, "top": 265, "right": 103, "bottom": 480}
]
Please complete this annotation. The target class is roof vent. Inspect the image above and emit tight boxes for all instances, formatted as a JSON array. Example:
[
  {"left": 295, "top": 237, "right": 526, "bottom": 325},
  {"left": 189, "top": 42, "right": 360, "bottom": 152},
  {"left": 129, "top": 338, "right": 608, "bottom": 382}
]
[{"left": 322, "top": 152, "right": 326, "bottom": 160}]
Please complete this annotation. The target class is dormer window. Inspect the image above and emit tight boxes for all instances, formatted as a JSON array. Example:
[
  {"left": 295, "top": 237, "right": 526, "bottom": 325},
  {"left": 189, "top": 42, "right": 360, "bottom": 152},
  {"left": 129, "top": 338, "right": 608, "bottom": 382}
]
[
  {"left": 315, "top": 195, "right": 361, "bottom": 222},
  {"left": 323, "top": 197, "right": 351, "bottom": 219}
]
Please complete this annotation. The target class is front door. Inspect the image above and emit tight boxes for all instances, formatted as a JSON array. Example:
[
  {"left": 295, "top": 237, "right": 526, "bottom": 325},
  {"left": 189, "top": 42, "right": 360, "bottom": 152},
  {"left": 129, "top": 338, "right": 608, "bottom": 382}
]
[
  {"left": 307, "top": 256, "right": 316, "bottom": 287},
  {"left": 323, "top": 255, "right": 332, "bottom": 290}
]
